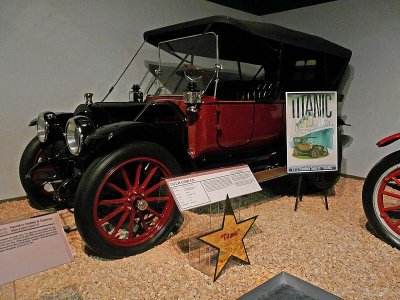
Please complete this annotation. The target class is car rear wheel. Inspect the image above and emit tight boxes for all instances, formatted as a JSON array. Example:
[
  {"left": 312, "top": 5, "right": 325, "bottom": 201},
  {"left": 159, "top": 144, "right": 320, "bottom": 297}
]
[
  {"left": 306, "top": 143, "right": 342, "bottom": 192},
  {"left": 19, "top": 137, "right": 57, "bottom": 209},
  {"left": 74, "top": 141, "right": 182, "bottom": 258}
]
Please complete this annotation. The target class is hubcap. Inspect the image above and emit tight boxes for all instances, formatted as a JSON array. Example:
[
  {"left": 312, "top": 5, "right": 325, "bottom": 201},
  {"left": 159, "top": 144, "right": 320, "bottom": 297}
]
[{"left": 136, "top": 199, "right": 148, "bottom": 211}]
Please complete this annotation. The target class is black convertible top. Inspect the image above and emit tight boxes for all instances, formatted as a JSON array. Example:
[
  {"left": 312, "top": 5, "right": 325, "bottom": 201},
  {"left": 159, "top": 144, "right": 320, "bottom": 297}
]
[{"left": 144, "top": 16, "right": 351, "bottom": 64}]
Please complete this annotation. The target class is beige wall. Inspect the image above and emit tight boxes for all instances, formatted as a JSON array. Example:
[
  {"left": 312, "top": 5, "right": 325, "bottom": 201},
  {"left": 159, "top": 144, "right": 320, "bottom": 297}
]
[
  {"left": 0, "top": 0, "right": 255, "bottom": 199},
  {"left": 1, "top": 0, "right": 399, "bottom": 199}
]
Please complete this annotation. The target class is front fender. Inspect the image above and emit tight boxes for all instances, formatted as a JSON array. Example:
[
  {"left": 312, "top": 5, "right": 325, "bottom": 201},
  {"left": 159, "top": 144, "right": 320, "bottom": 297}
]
[
  {"left": 28, "top": 112, "right": 73, "bottom": 127},
  {"left": 85, "top": 121, "right": 187, "bottom": 158},
  {"left": 377, "top": 132, "right": 400, "bottom": 147}
]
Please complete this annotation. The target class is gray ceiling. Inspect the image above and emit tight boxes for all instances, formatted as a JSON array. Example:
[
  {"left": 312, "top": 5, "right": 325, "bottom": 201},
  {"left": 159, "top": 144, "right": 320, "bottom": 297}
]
[{"left": 207, "top": 0, "right": 337, "bottom": 16}]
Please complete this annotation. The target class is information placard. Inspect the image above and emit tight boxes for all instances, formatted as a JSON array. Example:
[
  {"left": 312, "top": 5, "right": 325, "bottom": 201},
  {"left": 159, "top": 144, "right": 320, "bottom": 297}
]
[
  {"left": 0, "top": 212, "right": 73, "bottom": 285},
  {"left": 166, "top": 165, "right": 261, "bottom": 211},
  {"left": 286, "top": 91, "right": 338, "bottom": 173}
]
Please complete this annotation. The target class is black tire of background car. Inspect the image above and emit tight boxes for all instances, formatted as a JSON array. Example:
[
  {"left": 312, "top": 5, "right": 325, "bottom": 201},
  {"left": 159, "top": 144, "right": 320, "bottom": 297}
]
[
  {"left": 305, "top": 143, "right": 342, "bottom": 192},
  {"left": 362, "top": 151, "right": 400, "bottom": 250},
  {"left": 74, "top": 141, "right": 182, "bottom": 258},
  {"left": 19, "top": 137, "right": 57, "bottom": 210}
]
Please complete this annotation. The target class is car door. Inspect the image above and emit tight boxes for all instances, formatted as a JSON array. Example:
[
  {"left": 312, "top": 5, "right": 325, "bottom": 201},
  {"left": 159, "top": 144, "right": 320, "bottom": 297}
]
[{"left": 216, "top": 99, "right": 254, "bottom": 148}]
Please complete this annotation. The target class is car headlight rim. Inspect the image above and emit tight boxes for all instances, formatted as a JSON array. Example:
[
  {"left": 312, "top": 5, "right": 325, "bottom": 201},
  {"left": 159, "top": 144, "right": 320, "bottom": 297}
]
[
  {"left": 65, "top": 116, "right": 93, "bottom": 156},
  {"left": 37, "top": 112, "right": 49, "bottom": 143}
]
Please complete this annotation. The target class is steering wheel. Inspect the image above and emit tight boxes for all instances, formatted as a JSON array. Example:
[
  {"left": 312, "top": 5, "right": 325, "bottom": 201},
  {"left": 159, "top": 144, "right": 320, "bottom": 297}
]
[{"left": 183, "top": 64, "right": 209, "bottom": 82}]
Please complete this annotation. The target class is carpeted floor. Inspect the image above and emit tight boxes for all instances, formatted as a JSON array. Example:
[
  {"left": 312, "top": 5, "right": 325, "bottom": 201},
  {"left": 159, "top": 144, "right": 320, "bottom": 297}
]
[{"left": 0, "top": 177, "right": 398, "bottom": 299}]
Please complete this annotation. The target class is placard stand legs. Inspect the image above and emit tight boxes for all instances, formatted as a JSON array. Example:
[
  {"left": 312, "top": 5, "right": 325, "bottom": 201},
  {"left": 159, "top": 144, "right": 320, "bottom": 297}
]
[
  {"left": 294, "top": 174, "right": 329, "bottom": 211},
  {"left": 184, "top": 199, "right": 251, "bottom": 280},
  {"left": 186, "top": 203, "right": 224, "bottom": 278},
  {"left": 0, "top": 281, "right": 16, "bottom": 300}
]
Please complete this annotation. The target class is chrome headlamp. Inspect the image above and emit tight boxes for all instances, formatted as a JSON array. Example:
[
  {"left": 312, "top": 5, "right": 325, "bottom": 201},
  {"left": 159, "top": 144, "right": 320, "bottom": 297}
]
[
  {"left": 37, "top": 112, "right": 54, "bottom": 143},
  {"left": 65, "top": 116, "right": 94, "bottom": 156}
]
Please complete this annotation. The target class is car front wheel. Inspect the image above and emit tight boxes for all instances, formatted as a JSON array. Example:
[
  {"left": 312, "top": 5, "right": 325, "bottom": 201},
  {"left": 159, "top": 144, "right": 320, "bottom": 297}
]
[
  {"left": 19, "top": 137, "right": 57, "bottom": 209},
  {"left": 74, "top": 141, "right": 182, "bottom": 258}
]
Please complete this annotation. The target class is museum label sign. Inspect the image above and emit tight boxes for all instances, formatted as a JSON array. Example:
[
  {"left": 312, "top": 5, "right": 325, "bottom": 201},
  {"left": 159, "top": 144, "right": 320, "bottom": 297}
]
[
  {"left": 0, "top": 212, "right": 73, "bottom": 285},
  {"left": 166, "top": 165, "right": 261, "bottom": 211}
]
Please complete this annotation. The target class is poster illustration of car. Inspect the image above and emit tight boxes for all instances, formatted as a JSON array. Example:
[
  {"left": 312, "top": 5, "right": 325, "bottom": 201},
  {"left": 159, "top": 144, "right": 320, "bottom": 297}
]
[{"left": 286, "top": 91, "right": 337, "bottom": 173}]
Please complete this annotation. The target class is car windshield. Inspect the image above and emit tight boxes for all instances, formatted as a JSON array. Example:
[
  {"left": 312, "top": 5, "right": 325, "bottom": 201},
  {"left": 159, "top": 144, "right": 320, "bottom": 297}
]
[{"left": 152, "top": 33, "right": 218, "bottom": 96}]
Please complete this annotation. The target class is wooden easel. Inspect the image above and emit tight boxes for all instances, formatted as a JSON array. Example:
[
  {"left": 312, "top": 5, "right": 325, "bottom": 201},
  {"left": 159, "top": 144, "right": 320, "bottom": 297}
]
[{"left": 294, "top": 174, "right": 329, "bottom": 211}]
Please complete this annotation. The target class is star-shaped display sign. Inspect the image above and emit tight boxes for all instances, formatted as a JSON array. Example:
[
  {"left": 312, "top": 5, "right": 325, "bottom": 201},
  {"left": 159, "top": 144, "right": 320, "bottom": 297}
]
[{"left": 198, "top": 195, "right": 257, "bottom": 281}]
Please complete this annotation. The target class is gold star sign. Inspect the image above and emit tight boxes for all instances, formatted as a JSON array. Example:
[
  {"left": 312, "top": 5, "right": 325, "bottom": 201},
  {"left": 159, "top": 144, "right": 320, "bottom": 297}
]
[{"left": 198, "top": 195, "right": 257, "bottom": 281}]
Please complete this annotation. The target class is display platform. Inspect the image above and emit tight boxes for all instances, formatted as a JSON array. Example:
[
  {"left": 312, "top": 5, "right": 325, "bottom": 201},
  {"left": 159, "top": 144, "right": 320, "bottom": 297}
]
[{"left": 239, "top": 272, "right": 342, "bottom": 300}]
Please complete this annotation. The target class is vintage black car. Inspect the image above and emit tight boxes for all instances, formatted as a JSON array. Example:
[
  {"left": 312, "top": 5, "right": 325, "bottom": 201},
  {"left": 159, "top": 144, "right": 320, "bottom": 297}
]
[
  {"left": 19, "top": 16, "right": 351, "bottom": 258},
  {"left": 293, "top": 137, "right": 329, "bottom": 158}
]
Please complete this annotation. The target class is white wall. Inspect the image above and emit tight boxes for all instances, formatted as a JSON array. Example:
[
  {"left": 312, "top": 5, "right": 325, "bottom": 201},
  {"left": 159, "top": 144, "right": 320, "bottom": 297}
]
[
  {"left": 1, "top": 0, "right": 399, "bottom": 199},
  {"left": 259, "top": 0, "right": 400, "bottom": 177},
  {"left": 0, "top": 0, "right": 255, "bottom": 200}
]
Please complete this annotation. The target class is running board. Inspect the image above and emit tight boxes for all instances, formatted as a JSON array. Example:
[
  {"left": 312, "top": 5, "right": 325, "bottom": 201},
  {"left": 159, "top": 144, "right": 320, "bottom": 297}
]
[{"left": 253, "top": 167, "right": 287, "bottom": 183}]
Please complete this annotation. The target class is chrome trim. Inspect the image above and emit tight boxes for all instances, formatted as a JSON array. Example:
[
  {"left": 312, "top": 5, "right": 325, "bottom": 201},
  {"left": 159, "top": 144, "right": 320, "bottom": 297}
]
[{"left": 65, "top": 116, "right": 94, "bottom": 156}]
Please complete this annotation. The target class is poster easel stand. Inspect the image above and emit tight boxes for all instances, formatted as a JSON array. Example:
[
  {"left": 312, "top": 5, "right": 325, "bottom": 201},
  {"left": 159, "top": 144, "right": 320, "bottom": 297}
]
[{"left": 294, "top": 173, "right": 329, "bottom": 211}]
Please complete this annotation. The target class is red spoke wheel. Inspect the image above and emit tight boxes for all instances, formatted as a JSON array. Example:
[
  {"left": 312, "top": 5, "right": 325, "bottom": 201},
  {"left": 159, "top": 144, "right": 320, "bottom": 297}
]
[
  {"left": 74, "top": 142, "right": 182, "bottom": 258},
  {"left": 363, "top": 151, "right": 400, "bottom": 249},
  {"left": 19, "top": 137, "right": 57, "bottom": 209}
]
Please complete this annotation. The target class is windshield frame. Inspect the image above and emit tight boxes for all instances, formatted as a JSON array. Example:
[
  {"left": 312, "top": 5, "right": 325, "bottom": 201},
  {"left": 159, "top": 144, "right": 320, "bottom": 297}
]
[{"left": 154, "top": 32, "right": 219, "bottom": 97}]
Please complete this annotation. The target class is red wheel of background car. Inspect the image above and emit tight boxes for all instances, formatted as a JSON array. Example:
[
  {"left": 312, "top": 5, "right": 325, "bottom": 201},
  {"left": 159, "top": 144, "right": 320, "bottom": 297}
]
[
  {"left": 93, "top": 157, "right": 175, "bottom": 247},
  {"left": 375, "top": 168, "right": 400, "bottom": 237},
  {"left": 363, "top": 151, "right": 400, "bottom": 250}
]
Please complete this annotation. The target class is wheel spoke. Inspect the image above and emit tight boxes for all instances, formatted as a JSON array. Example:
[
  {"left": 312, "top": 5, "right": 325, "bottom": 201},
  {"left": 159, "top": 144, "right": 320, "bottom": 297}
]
[
  {"left": 92, "top": 155, "right": 175, "bottom": 248},
  {"left": 98, "top": 198, "right": 127, "bottom": 206},
  {"left": 128, "top": 209, "right": 137, "bottom": 240},
  {"left": 111, "top": 210, "right": 130, "bottom": 238},
  {"left": 146, "top": 206, "right": 162, "bottom": 218},
  {"left": 120, "top": 167, "right": 131, "bottom": 189},
  {"left": 138, "top": 211, "right": 149, "bottom": 232},
  {"left": 144, "top": 180, "right": 166, "bottom": 196},
  {"left": 383, "top": 205, "right": 400, "bottom": 212},
  {"left": 382, "top": 190, "right": 400, "bottom": 199},
  {"left": 99, "top": 206, "right": 126, "bottom": 225},
  {"left": 106, "top": 182, "right": 126, "bottom": 195},
  {"left": 140, "top": 167, "right": 158, "bottom": 190},
  {"left": 394, "top": 220, "right": 400, "bottom": 227},
  {"left": 134, "top": 162, "right": 143, "bottom": 188},
  {"left": 389, "top": 176, "right": 400, "bottom": 186},
  {"left": 146, "top": 196, "right": 170, "bottom": 202}
]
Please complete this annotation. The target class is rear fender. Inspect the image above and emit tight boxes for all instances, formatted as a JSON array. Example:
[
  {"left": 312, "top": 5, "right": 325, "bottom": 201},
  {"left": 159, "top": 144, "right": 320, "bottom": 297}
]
[
  {"left": 377, "top": 133, "right": 400, "bottom": 147},
  {"left": 85, "top": 121, "right": 193, "bottom": 171}
]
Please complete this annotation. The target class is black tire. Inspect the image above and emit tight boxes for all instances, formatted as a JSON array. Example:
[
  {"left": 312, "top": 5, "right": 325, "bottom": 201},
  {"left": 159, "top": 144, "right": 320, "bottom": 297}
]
[
  {"left": 362, "top": 151, "right": 400, "bottom": 249},
  {"left": 306, "top": 143, "right": 342, "bottom": 192},
  {"left": 19, "top": 137, "right": 56, "bottom": 209},
  {"left": 74, "top": 141, "right": 182, "bottom": 258}
]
